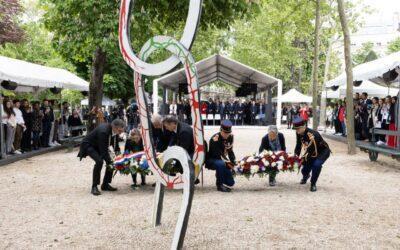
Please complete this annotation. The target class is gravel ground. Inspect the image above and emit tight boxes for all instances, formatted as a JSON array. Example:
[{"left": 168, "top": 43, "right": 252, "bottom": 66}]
[{"left": 0, "top": 127, "right": 400, "bottom": 249}]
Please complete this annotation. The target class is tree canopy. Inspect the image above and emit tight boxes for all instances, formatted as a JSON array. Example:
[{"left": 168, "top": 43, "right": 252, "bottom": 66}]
[
  {"left": 0, "top": 0, "right": 25, "bottom": 45},
  {"left": 387, "top": 37, "right": 400, "bottom": 54}
]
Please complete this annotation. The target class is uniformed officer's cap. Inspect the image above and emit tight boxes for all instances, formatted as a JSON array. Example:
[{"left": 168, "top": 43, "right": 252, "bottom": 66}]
[
  {"left": 292, "top": 117, "right": 306, "bottom": 129},
  {"left": 221, "top": 120, "right": 232, "bottom": 133}
]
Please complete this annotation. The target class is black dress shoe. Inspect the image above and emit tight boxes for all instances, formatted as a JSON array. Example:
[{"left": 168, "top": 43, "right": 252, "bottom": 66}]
[
  {"left": 194, "top": 178, "right": 200, "bottom": 185},
  {"left": 217, "top": 185, "right": 231, "bottom": 192},
  {"left": 310, "top": 185, "right": 317, "bottom": 192},
  {"left": 91, "top": 186, "right": 101, "bottom": 196},
  {"left": 101, "top": 184, "right": 118, "bottom": 191},
  {"left": 141, "top": 182, "right": 146, "bottom": 186},
  {"left": 300, "top": 178, "right": 307, "bottom": 185}
]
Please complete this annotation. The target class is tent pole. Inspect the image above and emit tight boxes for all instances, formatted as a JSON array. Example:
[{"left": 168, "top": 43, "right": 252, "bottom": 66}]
[
  {"left": 276, "top": 80, "right": 283, "bottom": 128},
  {"left": 162, "top": 86, "right": 167, "bottom": 116},
  {"left": 0, "top": 95, "right": 5, "bottom": 159},
  {"left": 152, "top": 79, "right": 159, "bottom": 114},
  {"left": 265, "top": 87, "right": 273, "bottom": 125}
]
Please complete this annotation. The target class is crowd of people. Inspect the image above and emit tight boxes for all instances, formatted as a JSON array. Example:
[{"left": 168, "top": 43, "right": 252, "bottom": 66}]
[
  {"left": 324, "top": 92, "right": 398, "bottom": 147},
  {"left": 1, "top": 98, "right": 83, "bottom": 156},
  {"left": 281, "top": 104, "right": 313, "bottom": 128},
  {"left": 161, "top": 98, "right": 274, "bottom": 126}
]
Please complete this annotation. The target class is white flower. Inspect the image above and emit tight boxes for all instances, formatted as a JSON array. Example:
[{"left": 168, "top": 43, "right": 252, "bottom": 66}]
[
  {"left": 279, "top": 156, "right": 285, "bottom": 161},
  {"left": 262, "top": 159, "right": 270, "bottom": 167},
  {"left": 277, "top": 161, "right": 283, "bottom": 169},
  {"left": 271, "top": 162, "right": 277, "bottom": 167},
  {"left": 293, "top": 162, "right": 299, "bottom": 168},
  {"left": 250, "top": 165, "right": 259, "bottom": 174},
  {"left": 240, "top": 160, "right": 245, "bottom": 166},
  {"left": 246, "top": 157, "right": 255, "bottom": 163}
]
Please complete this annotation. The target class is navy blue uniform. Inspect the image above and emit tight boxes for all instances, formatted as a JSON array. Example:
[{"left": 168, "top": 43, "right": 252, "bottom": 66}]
[
  {"left": 295, "top": 128, "right": 330, "bottom": 186},
  {"left": 207, "top": 132, "right": 236, "bottom": 187}
]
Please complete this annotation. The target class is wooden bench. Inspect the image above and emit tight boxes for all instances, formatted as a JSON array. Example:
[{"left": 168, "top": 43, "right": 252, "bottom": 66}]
[
  {"left": 59, "top": 125, "right": 87, "bottom": 152},
  {"left": 359, "top": 129, "right": 400, "bottom": 162}
]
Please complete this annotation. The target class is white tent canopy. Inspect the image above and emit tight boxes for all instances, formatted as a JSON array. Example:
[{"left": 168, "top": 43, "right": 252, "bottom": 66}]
[
  {"left": 0, "top": 56, "right": 89, "bottom": 92},
  {"left": 153, "top": 54, "right": 283, "bottom": 127},
  {"left": 81, "top": 96, "right": 116, "bottom": 106},
  {"left": 155, "top": 54, "right": 281, "bottom": 91},
  {"left": 324, "top": 80, "right": 399, "bottom": 99},
  {"left": 272, "top": 89, "right": 312, "bottom": 103},
  {"left": 326, "top": 51, "right": 400, "bottom": 88}
]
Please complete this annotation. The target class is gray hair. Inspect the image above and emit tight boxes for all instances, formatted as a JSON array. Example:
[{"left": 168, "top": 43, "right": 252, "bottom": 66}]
[
  {"left": 151, "top": 114, "right": 162, "bottom": 125},
  {"left": 111, "top": 119, "right": 126, "bottom": 128},
  {"left": 268, "top": 125, "right": 278, "bottom": 134}
]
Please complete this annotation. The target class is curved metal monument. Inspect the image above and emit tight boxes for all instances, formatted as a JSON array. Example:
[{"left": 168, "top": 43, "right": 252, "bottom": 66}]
[{"left": 118, "top": 1, "right": 204, "bottom": 249}]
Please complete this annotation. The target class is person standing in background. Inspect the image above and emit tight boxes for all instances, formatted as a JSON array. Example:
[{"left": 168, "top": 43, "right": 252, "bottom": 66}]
[
  {"left": 169, "top": 100, "right": 178, "bottom": 117},
  {"left": 387, "top": 96, "right": 397, "bottom": 147},
  {"left": 40, "top": 99, "right": 53, "bottom": 148},
  {"left": 60, "top": 102, "right": 70, "bottom": 139},
  {"left": 338, "top": 101, "right": 346, "bottom": 136},
  {"left": 21, "top": 100, "right": 33, "bottom": 152},
  {"left": 2, "top": 99, "right": 16, "bottom": 155},
  {"left": 68, "top": 109, "right": 84, "bottom": 137},
  {"left": 31, "top": 102, "right": 43, "bottom": 150},
  {"left": 12, "top": 100, "right": 25, "bottom": 154}
]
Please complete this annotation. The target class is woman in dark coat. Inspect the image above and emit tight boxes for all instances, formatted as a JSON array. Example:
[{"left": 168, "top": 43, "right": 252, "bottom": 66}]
[
  {"left": 259, "top": 125, "right": 286, "bottom": 187},
  {"left": 67, "top": 110, "right": 83, "bottom": 137},
  {"left": 21, "top": 100, "right": 33, "bottom": 152},
  {"left": 31, "top": 102, "right": 43, "bottom": 150}
]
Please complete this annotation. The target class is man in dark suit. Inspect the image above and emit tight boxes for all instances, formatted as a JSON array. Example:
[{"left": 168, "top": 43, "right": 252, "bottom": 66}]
[
  {"left": 235, "top": 100, "right": 245, "bottom": 125},
  {"left": 78, "top": 119, "right": 125, "bottom": 195},
  {"left": 259, "top": 125, "right": 286, "bottom": 186},
  {"left": 163, "top": 116, "right": 194, "bottom": 157}
]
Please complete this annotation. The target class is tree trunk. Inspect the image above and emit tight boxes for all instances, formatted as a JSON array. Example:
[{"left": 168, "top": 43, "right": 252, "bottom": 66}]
[
  {"left": 337, "top": 0, "right": 356, "bottom": 155},
  {"left": 312, "top": 0, "right": 321, "bottom": 130},
  {"left": 319, "top": 39, "right": 333, "bottom": 130},
  {"left": 88, "top": 47, "right": 106, "bottom": 129}
]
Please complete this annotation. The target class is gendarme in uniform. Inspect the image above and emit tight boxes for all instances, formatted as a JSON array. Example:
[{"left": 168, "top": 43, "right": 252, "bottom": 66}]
[
  {"left": 207, "top": 120, "right": 236, "bottom": 192},
  {"left": 293, "top": 117, "right": 330, "bottom": 192}
]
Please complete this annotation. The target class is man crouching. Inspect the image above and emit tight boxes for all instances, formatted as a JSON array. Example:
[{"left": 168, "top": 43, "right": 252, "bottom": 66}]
[
  {"left": 293, "top": 117, "right": 331, "bottom": 192},
  {"left": 78, "top": 119, "right": 125, "bottom": 195},
  {"left": 207, "top": 120, "right": 236, "bottom": 192}
]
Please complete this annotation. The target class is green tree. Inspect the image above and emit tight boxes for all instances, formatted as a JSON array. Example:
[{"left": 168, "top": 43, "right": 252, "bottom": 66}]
[
  {"left": 231, "top": 0, "right": 318, "bottom": 90},
  {"left": 337, "top": 0, "right": 356, "bottom": 155},
  {"left": 40, "top": 0, "right": 258, "bottom": 112},
  {"left": 387, "top": 37, "right": 400, "bottom": 54},
  {"left": 352, "top": 42, "right": 378, "bottom": 65},
  {"left": 0, "top": 0, "right": 25, "bottom": 45},
  {"left": 0, "top": 22, "right": 75, "bottom": 71}
]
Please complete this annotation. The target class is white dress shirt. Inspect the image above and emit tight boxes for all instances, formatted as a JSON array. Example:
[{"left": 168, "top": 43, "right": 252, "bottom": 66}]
[{"left": 13, "top": 107, "right": 25, "bottom": 125}]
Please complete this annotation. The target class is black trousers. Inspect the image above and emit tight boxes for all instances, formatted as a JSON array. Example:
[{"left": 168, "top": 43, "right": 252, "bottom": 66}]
[
  {"left": 131, "top": 173, "right": 146, "bottom": 184},
  {"left": 21, "top": 128, "right": 32, "bottom": 151},
  {"left": 86, "top": 146, "right": 113, "bottom": 187},
  {"left": 41, "top": 122, "right": 51, "bottom": 146}
]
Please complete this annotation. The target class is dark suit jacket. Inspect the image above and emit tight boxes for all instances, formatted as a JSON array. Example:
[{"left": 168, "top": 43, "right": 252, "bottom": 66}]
[
  {"left": 259, "top": 133, "right": 286, "bottom": 153},
  {"left": 78, "top": 123, "right": 120, "bottom": 164},
  {"left": 169, "top": 122, "right": 194, "bottom": 156}
]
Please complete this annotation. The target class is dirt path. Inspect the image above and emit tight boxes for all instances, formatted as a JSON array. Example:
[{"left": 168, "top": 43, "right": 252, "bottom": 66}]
[{"left": 0, "top": 127, "right": 399, "bottom": 249}]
